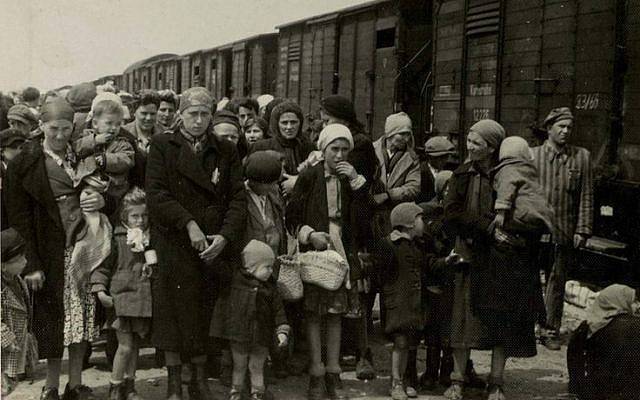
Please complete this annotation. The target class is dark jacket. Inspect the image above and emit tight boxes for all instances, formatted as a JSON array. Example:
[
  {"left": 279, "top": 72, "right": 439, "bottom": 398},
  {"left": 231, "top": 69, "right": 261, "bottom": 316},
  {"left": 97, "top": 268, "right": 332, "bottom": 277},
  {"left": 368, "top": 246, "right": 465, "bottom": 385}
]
[
  {"left": 210, "top": 271, "right": 289, "bottom": 347},
  {"left": 5, "top": 141, "right": 113, "bottom": 358},
  {"left": 250, "top": 136, "right": 315, "bottom": 176},
  {"left": 124, "top": 121, "right": 165, "bottom": 189},
  {"left": 145, "top": 128, "right": 246, "bottom": 355},
  {"left": 90, "top": 225, "right": 152, "bottom": 318},
  {"left": 245, "top": 188, "right": 286, "bottom": 257}
]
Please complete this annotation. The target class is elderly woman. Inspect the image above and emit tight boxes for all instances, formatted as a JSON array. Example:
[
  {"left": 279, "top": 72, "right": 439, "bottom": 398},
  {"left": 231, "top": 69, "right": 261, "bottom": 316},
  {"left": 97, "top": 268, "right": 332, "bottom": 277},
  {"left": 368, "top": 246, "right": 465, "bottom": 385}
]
[
  {"left": 6, "top": 98, "right": 110, "bottom": 400},
  {"left": 443, "top": 120, "right": 542, "bottom": 400},
  {"left": 251, "top": 100, "right": 315, "bottom": 196},
  {"left": 287, "top": 124, "right": 369, "bottom": 400},
  {"left": 146, "top": 87, "right": 246, "bottom": 400}
]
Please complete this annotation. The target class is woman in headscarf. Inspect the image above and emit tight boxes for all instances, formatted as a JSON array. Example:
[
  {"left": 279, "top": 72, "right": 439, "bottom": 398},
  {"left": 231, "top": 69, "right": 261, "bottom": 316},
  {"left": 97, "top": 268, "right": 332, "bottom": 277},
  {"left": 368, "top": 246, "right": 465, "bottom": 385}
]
[
  {"left": 287, "top": 124, "right": 369, "bottom": 400},
  {"left": 443, "top": 120, "right": 543, "bottom": 400},
  {"left": 567, "top": 284, "right": 640, "bottom": 400},
  {"left": 6, "top": 98, "right": 111, "bottom": 400},
  {"left": 250, "top": 100, "right": 315, "bottom": 196}
]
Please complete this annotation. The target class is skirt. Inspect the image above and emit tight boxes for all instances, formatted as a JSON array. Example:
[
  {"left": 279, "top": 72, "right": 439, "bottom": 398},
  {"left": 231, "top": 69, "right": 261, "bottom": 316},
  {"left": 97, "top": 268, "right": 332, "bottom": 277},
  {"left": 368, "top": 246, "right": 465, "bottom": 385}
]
[{"left": 63, "top": 247, "right": 99, "bottom": 347}]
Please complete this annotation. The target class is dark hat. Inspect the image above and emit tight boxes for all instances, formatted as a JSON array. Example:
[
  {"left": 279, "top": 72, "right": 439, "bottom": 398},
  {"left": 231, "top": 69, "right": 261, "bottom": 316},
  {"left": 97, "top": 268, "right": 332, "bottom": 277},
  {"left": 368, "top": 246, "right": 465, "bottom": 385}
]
[
  {"left": 1, "top": 228, "right": 26, "bottom": 261},
  {"left": 390, "top": 202, "right": 423, "bottom": 229},
  {"left": 7, "top": 104, "right": 37, "bottom": 126},
  {"left": 212, "top": 110, "right": 241, "bottom": 131},
  {"left": 245, "top": 150, "right": 282, "bottom": 183},
  {"left": 180, "top": 87, "right": 213, "bottom": 113},
  {"left": 0, "top": 128, "right": 27, "bottom": 148},
  {"left": 425, "top": 136, "right": 456, "bottom": 156},
  {"left": 66, "top": 82, "right": 97, "bottom": 112},
  {"left": 40, "top": 98, "right": 75, "bottom": 123},
  {"left": 320, "top": 95, "right": 357, "bottom": 124},
  {"left": 543, "top": 107, "right": 574, "bottom": 128}
]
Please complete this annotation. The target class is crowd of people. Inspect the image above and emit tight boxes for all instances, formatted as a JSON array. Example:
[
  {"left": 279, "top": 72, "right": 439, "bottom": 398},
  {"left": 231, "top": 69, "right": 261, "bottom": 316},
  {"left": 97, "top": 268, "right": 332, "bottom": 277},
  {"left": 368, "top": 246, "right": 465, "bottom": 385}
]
[{"left": 1, "top": 82, "right": 639, "bottom": 400}]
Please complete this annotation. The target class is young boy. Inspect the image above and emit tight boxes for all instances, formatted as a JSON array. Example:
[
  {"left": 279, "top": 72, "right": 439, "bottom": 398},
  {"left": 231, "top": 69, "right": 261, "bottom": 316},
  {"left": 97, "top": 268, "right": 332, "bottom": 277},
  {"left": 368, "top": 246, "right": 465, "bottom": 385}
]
[
  {"left": 1, "top": 228, "right": 37, "bottom": 396},
  {"left": 74, "top": 93, "right": 135, "bottom": 201},
  {"left": 375, "top": 203, "right": 459, "bottom": 400}
]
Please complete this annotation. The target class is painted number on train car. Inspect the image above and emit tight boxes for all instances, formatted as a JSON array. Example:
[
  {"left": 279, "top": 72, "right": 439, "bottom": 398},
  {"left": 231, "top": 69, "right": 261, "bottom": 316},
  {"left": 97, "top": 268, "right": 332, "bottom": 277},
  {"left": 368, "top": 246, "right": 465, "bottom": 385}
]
[
  {"left": 575, "top": 93, "right": 599, "bottom": 110},
  {"left": 473, "top": 108, "right": 490, "bottom": 121}
]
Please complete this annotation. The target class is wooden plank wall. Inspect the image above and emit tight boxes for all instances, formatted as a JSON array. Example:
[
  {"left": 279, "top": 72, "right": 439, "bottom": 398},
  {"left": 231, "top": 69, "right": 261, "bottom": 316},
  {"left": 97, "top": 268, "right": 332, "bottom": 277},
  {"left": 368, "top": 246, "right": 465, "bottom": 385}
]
[{"left": 620, "top": 0, "right": 640, "bottom": 180}]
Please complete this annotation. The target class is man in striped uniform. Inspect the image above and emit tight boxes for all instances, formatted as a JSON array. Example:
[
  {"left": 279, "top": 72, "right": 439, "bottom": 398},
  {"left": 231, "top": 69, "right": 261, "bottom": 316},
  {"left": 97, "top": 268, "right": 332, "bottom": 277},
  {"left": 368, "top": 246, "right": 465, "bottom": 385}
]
[{"left": 532, "top": 107, "right": 594, "bottom": 350}]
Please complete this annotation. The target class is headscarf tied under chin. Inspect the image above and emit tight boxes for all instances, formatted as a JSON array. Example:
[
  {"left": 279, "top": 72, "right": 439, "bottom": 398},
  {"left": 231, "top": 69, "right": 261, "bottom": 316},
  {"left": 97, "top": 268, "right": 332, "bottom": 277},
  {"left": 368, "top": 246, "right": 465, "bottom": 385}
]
[
  {"left": 586, "top": 284, "right": 637, "bottom": 338},
  {"left": 469, "top": 119, "right": 506, "bottom": 152},
  {"left": 269, "top": 100, "right": 312, "bottom": 173}
]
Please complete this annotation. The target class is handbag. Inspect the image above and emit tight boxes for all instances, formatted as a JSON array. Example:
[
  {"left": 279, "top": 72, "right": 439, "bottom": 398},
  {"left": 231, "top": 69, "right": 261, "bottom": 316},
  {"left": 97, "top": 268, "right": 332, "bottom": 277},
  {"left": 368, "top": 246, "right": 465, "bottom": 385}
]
[
  {"left": 298, "top": 247, "right": 349, "bottom": 291},
  {"left": 276, "top": 254, "right": 304, "bottom": 301}
]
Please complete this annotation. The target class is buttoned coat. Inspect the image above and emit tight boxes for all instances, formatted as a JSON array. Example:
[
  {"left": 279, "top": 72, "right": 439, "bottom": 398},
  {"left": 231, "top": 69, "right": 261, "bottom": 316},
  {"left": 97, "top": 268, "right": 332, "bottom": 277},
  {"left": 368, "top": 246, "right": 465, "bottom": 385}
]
[{"left": 145, "top": 128, "right": 246, "bottom": 356}]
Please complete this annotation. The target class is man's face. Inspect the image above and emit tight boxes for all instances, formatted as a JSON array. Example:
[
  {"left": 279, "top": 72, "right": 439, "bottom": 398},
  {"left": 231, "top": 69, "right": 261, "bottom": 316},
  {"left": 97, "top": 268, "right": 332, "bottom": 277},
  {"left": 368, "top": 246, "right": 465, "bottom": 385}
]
[
  {"left": 547, "top": 119, "right": 573, "bottom": 147},
  {"left": 238, "top": 106, "right": 256, "bottom": 128},
  {"left": 181, "top": 105, "right": 212, "bottom": 137},
  {"left": 135, "top": 103, "right": 158, "bottom": 133},
  {"left": 157, "top": 101, "right": 176, "bottom": 127},
  {"left": 8, "top": 118, "right": 31, "bottom": 136},
  {"left": 92, "top": 112, "right": 123, "bottom": 135},
  {"left": 388, "top": 132, "right": 411, "bottom": 152},
  {"left": 213, "top": 123, "right": 240, "bottom": 145},
  {"left": 42, "top": 119, "right": 73, "bottom": 153}
]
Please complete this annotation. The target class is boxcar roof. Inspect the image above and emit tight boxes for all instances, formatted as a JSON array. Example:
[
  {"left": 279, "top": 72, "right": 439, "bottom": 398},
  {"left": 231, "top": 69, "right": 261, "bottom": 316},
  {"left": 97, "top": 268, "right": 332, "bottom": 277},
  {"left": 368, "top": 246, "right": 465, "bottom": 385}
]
[
  {"left": 275, "top": 0, "right": 391, "bottom": 29},
  {"left": 123, "top": 53, "right": 179, "bottom": 74}
]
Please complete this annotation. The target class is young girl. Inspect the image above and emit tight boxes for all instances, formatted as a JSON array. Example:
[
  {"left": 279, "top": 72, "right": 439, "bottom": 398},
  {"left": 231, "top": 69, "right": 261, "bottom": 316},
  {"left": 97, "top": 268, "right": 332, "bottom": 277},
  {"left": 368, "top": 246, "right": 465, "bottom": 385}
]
[
  {"left": 211, "top": 240, "right": 290, "bottom": 400},
  {"left": 376, "top": 203, "right": 459, "bottom": 400},
  {"left": 91, "top": 187, "right": 152, "bottom": 400},
  {"left": 244, "top": 117, "right": 270, "bottom": 146}
]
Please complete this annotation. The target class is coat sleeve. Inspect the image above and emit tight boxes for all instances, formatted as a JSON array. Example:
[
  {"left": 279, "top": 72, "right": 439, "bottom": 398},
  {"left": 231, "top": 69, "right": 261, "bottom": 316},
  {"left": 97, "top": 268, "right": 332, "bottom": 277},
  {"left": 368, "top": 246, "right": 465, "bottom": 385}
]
[
  {"left": 219, "top": 149, "right": 247, "bottom": 242},
  {"left": 373, "top": 238, "right": 397, "bottom": 285},
  {"left": 387, "top": 157, "right": 421, "bottom": 202},
  {"left": 576, "top": 149, "right": 594, "bottom": 237},
  {"left": 104, "top": 139, "right": 135, "bottom": 174},
  {"left": 91, "top": 239, "right": 116, "bottom": 293},
  {"left": 285, "top": 168, "right": 312, "bottom": 234},
  {"left": 145, "top": 138, "right": 195, "bottom": 231},
  {"left": 493, "top": 167, "right": 522, "bottom": 211},
  {"left": 74, "top": 132, "right": 98, "bottom": 158},
  {"left": 1, "top": 317, "right": 17, "bottom": 350},
  {"left": 5, "top": 161, "right": 43, "bottom": 276},
  {"left": 443, "top": 172, "right": 493, "bottom": 239}
]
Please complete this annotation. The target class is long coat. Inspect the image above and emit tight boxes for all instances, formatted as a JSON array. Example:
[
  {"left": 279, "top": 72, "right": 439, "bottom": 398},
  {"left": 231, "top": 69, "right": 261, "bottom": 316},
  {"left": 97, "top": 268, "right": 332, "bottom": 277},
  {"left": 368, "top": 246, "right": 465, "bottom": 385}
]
[
  {"left": 5, "top": 142, "right": 114, "bottom": 359},
  {"left": 145, "top": 128, "right": 246, "bottom": 356}
]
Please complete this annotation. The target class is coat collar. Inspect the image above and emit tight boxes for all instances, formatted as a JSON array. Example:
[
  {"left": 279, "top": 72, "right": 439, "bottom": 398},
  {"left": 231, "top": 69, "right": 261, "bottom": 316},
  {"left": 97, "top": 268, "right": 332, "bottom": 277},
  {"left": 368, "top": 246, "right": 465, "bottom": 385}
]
[
  {"left": 373, "top": 137, "right": 419, "bottom": 188},
  {"left": 167, "top": 129, "right": 220, "bottom": 194},
  {"left": 19, "top": 144, "right": 63, "bottom": 228}
]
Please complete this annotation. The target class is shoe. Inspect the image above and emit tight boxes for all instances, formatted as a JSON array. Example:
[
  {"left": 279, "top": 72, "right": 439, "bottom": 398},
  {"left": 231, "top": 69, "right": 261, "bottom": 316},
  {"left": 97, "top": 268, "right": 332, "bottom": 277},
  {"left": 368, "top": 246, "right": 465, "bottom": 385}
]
[
  {"left": 325, "top": 373, "right": 349, "bottom": 399},
  {"left": 418, "top": 372, "right": 437, "bottom": 391},
  {"left": 541, "top": 335, "right": 562, "bottom": 351},
  {"left": 188, "top": 363, "right": 214, "bottom": 400},
  {"left": 228, "top": 387, "right": 242, "bottom": 400},
  {"left": 487, "top": 384, "right": 506, "bottom": 400},
  {"left": 166, "top": 365, "right": 183, "bottom": 400},
  {"left": 124, "top": 378, "right": 144, "bottom": 400},
  {"left": 307, "top": 375, "right": 325, "bottom": 400},
  {"left": 390, "top": 380, "right": 408, "bottom": 400},
  {"left": 40, "top": 387, "right": 60, "bottom": 400},
  {"left": 109, "top": 382, "right": 126, "bottom": 400},
  {"left": 404, "top": 385, "right": 418, "bottom": 398},
  {"left": 250, "top": 391, "right": 266, "bottom": 400},
  {"left": 62, "top": 384, "right": 97, "bottom": 400},
  {"left": 443, "top": 382, "right": 464, "bottom": 400},
  {"left": 355, "top": 357, "right": 376, "bottom": 381}
]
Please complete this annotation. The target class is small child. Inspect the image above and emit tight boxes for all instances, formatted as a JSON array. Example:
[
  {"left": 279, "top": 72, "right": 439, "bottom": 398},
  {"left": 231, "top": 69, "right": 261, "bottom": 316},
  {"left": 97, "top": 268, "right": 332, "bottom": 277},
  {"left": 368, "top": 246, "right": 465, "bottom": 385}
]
[
  {"left": 376, "top": 203, "right": 459, "bottom": 400},
  {"left": 211, "top": 240, "right": 290, "bottom": 400},
  {"left": 91, "top": 187, "right": 153, "bottom": 400},
  {"left": 1, "top": 228, "right": 37, "bottom": 397},
  {"left": 74, "top": 94, "right": 135, "bottom": 201},
  {"left": 492, "top": 136, "right": 554, "bottom": 239}
]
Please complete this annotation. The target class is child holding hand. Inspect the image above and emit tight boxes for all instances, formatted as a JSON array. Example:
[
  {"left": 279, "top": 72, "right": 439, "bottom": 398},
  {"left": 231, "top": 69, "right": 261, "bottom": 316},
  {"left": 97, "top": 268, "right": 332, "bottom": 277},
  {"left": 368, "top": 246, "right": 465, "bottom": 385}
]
[
  {"left": 91, "top": 187, "right": 153, "bottom": 400},
  {"left": 211, "top": 240, "right": 290, "bottom": 400}
]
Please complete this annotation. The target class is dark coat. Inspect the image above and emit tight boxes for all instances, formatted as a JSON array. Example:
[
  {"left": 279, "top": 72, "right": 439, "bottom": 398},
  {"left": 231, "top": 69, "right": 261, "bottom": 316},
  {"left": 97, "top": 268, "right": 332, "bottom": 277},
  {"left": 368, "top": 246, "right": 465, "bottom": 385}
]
[
  {"left": 250, "top": 136, "right": 315, "bottom": 176},
  {"left": 123, "top": 121, "right": 165, "bottom": 189},
  {"left": 1, "top": 162, "right": 8, "bottom": 231},
  {"left": 245, "top": 188, "right": 286, "bottom": 257},
  {"left": 210, "top": 271, "right": 288, "bottom": 347},
  {"left": 5, "top": 141, "right": 114, "bottom": 358},
  {"left": 90, "top": 226, "right": 152, "bottom": 318},
  {"left": 145, "top": 128, "right": 246, "bottom": 356}
]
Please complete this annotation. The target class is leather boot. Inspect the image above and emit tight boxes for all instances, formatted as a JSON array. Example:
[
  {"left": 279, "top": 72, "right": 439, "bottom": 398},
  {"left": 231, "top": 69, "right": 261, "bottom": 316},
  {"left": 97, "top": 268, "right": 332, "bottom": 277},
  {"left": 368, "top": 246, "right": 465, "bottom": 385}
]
[
  {"left": 124, "top": 378, "right": 144, "bottom": 400},
  {"left": 188, "top": 363, "right": 214, "bottom": 400},
  {"left": 307, "top": 375, "right": 325, "bottom": 400},
  {"left": 166, "top": 365, "right": 183, "bottom": 400},
  {"left": 109, "top": 382, "right": 126, "bottom": 400},
  {"left": 325, "top": 373, "right": 349, "bottom": 399}
]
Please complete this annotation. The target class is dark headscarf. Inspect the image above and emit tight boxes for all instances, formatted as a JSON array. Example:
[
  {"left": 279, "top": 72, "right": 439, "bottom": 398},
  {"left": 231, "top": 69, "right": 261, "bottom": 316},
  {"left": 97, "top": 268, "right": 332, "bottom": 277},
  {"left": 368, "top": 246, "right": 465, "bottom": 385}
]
[
  {"left": 40, "top": 98, "right": 75, "bottom": 123},
  {"left": 468, "top": 119, "right": 505, "bottom": 151},
  {"left": 321, "top": 95, "right": 366, "bottom": 136},
  {"left": 263, "top": 97, "right": 286, "bottom": 126},
  {"left": 269, "top": 101, "right": 311, "bottom": 171}
]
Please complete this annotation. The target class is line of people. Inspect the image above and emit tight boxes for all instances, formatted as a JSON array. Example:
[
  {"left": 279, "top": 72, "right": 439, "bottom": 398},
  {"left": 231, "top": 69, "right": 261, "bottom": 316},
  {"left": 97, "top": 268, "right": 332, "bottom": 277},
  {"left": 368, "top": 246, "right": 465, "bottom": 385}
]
[{"left": 0, "top": 81, "right": 606, "bottom": 400}]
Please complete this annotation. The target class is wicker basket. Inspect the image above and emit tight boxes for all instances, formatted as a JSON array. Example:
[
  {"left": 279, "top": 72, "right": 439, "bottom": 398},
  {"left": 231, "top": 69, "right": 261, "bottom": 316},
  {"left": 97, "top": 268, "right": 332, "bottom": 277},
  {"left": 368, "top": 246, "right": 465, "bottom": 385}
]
[
  {"left": 276, "top": 255, "right": 304, "bottom": 301},
  {"left": 298, "top": 249, "right": 348, "bottom": 291}
]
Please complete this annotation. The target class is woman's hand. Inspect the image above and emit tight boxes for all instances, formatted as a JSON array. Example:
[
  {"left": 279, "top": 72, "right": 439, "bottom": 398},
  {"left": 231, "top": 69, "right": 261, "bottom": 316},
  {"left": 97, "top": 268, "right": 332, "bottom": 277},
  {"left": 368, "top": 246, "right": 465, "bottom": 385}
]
[
  {"left": 373, "top": 192, "right": 389, "bottom": 205},
  {"left": 24, "top": 270, "right": 45, "bottom": 291},
  {"left": 187, "top": 221, "right": 208, "bottom": 252},
  {"left": 280, "top": 173, "right": 298, "bottom": 196},
  {"left": 200, "top": 235, "right": 227, "bottom": 264},
  {"left": 97, "top": 291, "right": 113, "bottom": 308},
  {"left": 336, "top": 161, "right": 357, "bottom": 181},
  {"left": 309, "top": 231, "right": 330, "bottom": 250},
  {"left": 79, "top": 191, "right": 105, "bottom": 212}
]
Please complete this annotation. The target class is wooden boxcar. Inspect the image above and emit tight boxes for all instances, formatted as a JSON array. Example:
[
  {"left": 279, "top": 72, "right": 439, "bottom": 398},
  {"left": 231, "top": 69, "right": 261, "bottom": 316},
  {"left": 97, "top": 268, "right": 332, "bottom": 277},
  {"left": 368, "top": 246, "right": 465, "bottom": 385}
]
[
  {"left": 276, "top": 0, "right": 432, "bottom": 140},
  {"left": 431, "top": 0, "right": 640, "bottom": 281},
  {"left": 122, "top": 53, "right": 178, "bottom": 94}
]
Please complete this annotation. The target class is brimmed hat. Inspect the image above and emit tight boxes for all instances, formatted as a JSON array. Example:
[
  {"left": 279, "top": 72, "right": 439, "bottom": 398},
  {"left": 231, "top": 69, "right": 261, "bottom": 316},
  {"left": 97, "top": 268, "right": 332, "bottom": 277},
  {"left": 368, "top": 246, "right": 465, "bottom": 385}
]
[
  {"left": 390, "top": 202, "right": 423, "bottom": 229},
  {"left": 1, "top": 228, "right": 26, "bottom": 261},
  {"left": 425, "top": 136, "right": 455, "bottom": 156},
  {"left": 7, "top": 104, "right": 37, "bottom": 126},
  {"left": 66, "top": 82, "right": 97, "bottom": 112},
  {"left": 0, "top": 128, "right": 27, "bottom": 148},
  {"left": 245, "top": 151, "right": 282, "bottom": 184}
]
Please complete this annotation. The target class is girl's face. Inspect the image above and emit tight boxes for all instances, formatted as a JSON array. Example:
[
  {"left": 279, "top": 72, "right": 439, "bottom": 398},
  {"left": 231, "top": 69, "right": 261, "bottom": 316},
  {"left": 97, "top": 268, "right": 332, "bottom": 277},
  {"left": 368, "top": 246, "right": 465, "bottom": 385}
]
[
  {"left": 2, "top": 254, "right": 27, "bottom": 277},
  {"left": 278, "top": 112, "right": 300, "bottom": 139},
  {"left": 125, "top": 204, "right": 148, "bottom": 230},
  {"left": 466, "top": 131, "right": 493, "bottom": 161},
  {"left": 244, "top": 123, "right": 265, "bottom": 144},
  {"left": 323, "top": 139, "right": 351, "bottom": 172}
]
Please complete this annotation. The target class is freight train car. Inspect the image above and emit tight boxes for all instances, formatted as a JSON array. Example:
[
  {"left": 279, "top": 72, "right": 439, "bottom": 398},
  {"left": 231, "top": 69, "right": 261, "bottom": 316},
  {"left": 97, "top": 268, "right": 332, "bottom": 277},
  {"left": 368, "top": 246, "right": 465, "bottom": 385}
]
[
  {"left": 122, "top": 53, "right": 178, "bottom": 94},
  {"left": 92, "top": 74, "right": 123, "bottom": 90},
  {"left": 276, "top": 0, "right": 432, "bottom": 140},
  {"left": 431, "top": 0, "right": 640, "bottom": 282}
]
